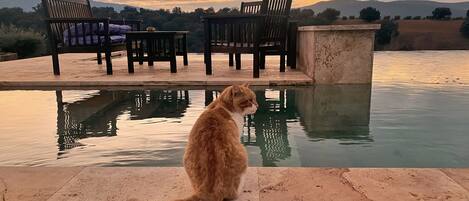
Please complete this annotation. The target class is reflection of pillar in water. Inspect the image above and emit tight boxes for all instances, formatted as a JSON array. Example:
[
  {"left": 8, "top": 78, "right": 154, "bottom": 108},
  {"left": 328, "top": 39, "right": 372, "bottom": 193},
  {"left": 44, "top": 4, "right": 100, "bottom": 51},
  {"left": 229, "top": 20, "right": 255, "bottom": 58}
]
[{"left": 295, "top": 85, "right": 372, "bottom": 141}]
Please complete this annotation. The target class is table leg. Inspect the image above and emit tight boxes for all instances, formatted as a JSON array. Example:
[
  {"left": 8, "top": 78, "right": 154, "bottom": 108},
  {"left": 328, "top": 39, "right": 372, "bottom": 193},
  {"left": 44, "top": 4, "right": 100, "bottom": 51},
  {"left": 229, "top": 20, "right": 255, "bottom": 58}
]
[
  {"left": 127, "top": 39, "right": 134, "bottom": 73},
  {"left": 169, "top": 36, "right": 177, "bottom": 73},
  {"left": 183, "top": 34, "right": 188, "bottom": 66},
  {"left": 148, "top": 39, "right": 154, "bottom": 66},
  {"left": 138, "top": 40, "right": 144, "bottom": 65}
]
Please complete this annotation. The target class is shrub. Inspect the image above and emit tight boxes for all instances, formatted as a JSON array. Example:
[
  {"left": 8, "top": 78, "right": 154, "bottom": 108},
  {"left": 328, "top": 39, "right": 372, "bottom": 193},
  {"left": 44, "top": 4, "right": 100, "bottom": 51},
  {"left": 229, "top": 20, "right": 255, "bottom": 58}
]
[
  {"left": 404, "top": 16, "right": 412, "bottom": 20},
  {"left": 376, "top": 20, "right": 399, "bottom": 45},
  {"left": 349, "top": 16, "right": 355, "bottom": 20},
  {"left": 432, "top": 7, "right": 452, "bottom": 20},
  {"left": 466, "top": 10, "right": 469, "bottom": 18},
  {"left": 425, "top": 16, "right": 433, "bottom": 20},
  {"left": 359, "top": 7, "right": 381, "bottom": 22},
  {"left": 299, "top": 17, "right": 332, "bottom": 26},
  {"left": 413, "top": 16, "right": 421, "bottom": 20},
  {"left": 342, "top": 16, "right": 348, "bottom": 20},
  {"left": 460, "top": 19, "right": 469, "bottom": 38},
  {"left": 394, "top": 16, "right": 401, "bottom": 20},
  {"left": 453, "top": 17, "right": 463, "bottom": 20},
  {"left": 317, "top": 8, "right": 341, "bottom": 21},
  {"left": 383, "top": 16, "right": 391, "bottom": 20},
  {"left": 0, "top": 25, "right": 45, "bottom": 58}
]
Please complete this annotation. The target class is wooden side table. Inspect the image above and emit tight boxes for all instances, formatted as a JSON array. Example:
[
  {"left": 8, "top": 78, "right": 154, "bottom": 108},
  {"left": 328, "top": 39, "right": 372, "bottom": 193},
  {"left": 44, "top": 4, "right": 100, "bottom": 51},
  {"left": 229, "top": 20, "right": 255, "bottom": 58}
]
[{"left": 126, "top": 31, "right": 189, "bottom": 73}]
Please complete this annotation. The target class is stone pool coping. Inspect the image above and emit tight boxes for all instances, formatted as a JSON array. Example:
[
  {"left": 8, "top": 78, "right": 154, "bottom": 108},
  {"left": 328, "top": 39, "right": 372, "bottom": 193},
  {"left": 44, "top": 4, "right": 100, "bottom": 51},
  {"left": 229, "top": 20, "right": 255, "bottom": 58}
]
[
  {"left": 1, "top": 167, "right": 468, "bottom": 201},
  {"left": 298, "top": 24, "right": 381, "bottom": 32}
]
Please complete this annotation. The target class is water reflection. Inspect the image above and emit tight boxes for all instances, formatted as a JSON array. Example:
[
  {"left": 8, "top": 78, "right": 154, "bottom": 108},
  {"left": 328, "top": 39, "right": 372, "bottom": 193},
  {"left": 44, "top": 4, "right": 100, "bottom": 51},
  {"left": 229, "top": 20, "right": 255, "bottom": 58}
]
[
  {"left": 53, "top": 86, "right": 372, "bottom": 166},
  {"left": 55, "top": 90, "right": 189, "bottom": 155},
  {"left": 205, "top": 85, "right": 372, "bottom": 166},
  {"left": 296, "top": 86, "right": 372, "bottom": 144}
]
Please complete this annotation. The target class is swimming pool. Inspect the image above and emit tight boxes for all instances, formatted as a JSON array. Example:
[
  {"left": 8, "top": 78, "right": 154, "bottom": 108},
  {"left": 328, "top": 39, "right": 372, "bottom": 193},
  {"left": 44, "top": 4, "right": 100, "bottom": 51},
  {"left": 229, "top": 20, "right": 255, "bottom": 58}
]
[{"left": 0, "top": 51, "right": 468, "bottom": 167}]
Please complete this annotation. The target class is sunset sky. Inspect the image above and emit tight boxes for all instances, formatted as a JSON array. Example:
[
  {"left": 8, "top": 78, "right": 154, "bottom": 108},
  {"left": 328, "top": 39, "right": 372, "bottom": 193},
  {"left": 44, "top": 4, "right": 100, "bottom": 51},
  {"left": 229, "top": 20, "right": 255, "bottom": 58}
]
[{"left": 95, "top": 0, "right": 469, "bottom": 11}]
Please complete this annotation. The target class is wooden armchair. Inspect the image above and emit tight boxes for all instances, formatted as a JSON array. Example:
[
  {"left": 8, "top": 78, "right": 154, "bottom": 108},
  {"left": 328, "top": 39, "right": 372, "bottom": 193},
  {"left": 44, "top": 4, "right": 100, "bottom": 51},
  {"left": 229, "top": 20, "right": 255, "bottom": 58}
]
[
  {"left": 203, "top": 0, "right": 293, "bottom": 78},
  {"left": 42, "top": 0, "right": 141, "bottom": 75}
]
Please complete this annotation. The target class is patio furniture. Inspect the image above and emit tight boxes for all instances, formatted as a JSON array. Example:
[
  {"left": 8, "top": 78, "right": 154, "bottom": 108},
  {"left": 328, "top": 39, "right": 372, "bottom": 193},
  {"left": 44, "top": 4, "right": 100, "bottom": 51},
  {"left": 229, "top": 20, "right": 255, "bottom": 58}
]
[
  {"left": 42, "top": 0, "right": 141, "bottom": 75},
  {"left": 228, "top": 1, "right": 297, "bottom": 70},
  {"left": 125, "top": 31, "right": 189, "bottom": 73},
  {"left": 203, "top": 0, "right": 293, "bottom": 78}
]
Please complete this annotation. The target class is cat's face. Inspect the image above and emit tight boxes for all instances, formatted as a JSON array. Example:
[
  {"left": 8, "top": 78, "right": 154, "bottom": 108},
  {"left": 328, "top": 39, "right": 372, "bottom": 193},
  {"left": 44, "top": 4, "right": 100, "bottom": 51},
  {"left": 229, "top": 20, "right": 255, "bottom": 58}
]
[{"left": 221, "top": 84, "right": 258, "bottom": 115}]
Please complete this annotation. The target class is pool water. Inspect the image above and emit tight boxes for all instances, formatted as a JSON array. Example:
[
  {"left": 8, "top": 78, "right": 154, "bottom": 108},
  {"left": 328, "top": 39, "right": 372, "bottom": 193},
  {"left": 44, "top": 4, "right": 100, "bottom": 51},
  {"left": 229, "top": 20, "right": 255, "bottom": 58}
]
[{"left": 0, "top": 51, "right": 468, "bottom": 167}]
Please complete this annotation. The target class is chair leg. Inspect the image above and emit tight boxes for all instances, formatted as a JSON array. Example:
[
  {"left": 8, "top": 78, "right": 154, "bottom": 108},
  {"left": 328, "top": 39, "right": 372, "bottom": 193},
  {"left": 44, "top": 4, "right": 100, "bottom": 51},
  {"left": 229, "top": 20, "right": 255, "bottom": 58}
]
[
  {"left": 280, "top": 51, "right": 286, "bottom": 73},
  {"left": 205, "top": 52, "right": 212, "bottom": 75},
  {"left": 97, "top": 52, "right": 102, "bottom": 65},
  {"left": 253, "top": 52, "right": 260, "bottom": 78},
  {"left": 229, "top": 53, "right": 234, "bottom": 67},
  {"left": 52, "top": 53, "right": 60, "bottom": 75},
  {"left": 260, "top": 51, "right": 266, "bottom": 69},
  {"left": 105, "top": 48, "right": 112, "bottom": 75},
  {"left": 235, "top": 53, "right": 241, "bottom": 70}
]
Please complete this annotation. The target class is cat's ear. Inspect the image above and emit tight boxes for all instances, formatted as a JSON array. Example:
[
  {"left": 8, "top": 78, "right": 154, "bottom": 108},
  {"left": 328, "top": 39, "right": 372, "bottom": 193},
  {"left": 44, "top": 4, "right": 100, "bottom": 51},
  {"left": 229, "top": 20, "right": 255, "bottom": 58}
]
[
  {"left": 242, "top": 83, "right": 250, "bottom": 88},
  {"left": 231, "top": 85, "right": 242, "bottom": 97}
]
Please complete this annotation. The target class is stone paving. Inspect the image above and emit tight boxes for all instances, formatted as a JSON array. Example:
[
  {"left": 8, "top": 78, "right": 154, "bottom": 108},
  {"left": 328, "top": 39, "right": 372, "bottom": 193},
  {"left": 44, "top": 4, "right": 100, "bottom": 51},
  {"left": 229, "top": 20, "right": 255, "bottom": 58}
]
[
  {"left": 0, "top": 167, "right": 468, "bottom": 201},
  {"left": 0, "top": 53, "right": 311, "bottom": 87}
]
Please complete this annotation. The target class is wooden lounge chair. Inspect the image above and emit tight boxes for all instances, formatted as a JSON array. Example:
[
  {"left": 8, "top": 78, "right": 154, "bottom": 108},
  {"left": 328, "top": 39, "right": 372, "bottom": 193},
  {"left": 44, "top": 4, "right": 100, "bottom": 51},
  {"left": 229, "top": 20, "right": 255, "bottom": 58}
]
[
  {"left": 228, "top": 1, "right": 298, "bottom": 70},
  {"left": 203, "top": 0, "right": 293, "bottom": 78},
  {"left": 42, "top": 0, "right": 141, "bottom": 75}
]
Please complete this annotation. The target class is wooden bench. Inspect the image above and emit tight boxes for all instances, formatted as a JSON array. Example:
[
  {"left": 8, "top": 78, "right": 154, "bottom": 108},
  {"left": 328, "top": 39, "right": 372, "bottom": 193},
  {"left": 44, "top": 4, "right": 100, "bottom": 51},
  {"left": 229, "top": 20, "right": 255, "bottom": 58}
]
[{"left": 42, "top": 0, "right": 141, "bottom": 75}]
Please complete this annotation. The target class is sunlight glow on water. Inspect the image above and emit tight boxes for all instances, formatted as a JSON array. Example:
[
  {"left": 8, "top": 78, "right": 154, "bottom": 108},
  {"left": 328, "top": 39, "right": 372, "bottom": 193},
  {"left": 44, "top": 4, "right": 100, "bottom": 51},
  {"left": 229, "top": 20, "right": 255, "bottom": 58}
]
[{"left": 0, "top": 51, "right": 468, "bottom": 167}]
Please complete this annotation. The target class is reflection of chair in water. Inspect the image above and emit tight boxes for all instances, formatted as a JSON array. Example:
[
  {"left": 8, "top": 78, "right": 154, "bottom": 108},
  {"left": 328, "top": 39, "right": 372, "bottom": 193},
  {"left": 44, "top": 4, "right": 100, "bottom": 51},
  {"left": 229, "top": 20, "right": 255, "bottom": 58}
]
[
  {"left": 128, "top": 90, "right": 190, "bottom": 119},
  {"left": 55, "top": 90, "right": 190, "bottom": 153},
  {"left": 251, "top": 90, "right": 297, "bottom": 166},
  {"left": 204, "top": 89, "right": 297, "bottom": 166},
  {"left": 295, "top": 85, "right": 372, "bottom": 143}
]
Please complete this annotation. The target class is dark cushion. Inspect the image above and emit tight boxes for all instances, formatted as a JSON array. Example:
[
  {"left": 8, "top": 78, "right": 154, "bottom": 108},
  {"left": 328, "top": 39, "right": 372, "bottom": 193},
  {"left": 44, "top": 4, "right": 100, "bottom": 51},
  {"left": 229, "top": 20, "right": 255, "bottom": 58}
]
[
  {"left": 63, "top": 23, "right": 131, "bottom": 46},
  {"left": 64, "top": 35, "right": 126, "bottom": 46}
]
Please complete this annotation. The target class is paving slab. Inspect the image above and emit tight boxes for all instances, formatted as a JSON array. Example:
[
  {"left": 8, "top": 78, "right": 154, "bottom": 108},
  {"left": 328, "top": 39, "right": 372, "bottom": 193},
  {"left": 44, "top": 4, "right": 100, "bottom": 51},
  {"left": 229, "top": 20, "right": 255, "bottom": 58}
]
[
  {"left": 47, "top": 167, "right": 259, "bottom": 201},
  {"left": 0, "top": 167, "right": 83, "bottom": 201},
  {"left": 258, "top": 168, "right": 370, "bottom": 201},
  {"left": 343, "top": 168, "right": 469, "bottom": 201},
  {"left": 441, "top": 169, "right": 469, "bottom": 193}
]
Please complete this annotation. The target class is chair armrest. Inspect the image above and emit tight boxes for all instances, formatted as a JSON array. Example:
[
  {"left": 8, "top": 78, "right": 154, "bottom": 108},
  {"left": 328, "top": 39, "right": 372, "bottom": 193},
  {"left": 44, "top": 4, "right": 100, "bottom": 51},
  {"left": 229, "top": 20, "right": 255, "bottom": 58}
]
[{"left": 45, "top": 18, "right": 110, "bottom": 23}]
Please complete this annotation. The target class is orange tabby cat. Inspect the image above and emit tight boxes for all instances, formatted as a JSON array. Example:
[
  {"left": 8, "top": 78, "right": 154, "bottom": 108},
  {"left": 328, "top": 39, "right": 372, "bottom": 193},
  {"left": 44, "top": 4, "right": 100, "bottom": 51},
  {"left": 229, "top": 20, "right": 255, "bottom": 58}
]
[{"left": 175, "top": 84, "right": 258, "bottom": 201}]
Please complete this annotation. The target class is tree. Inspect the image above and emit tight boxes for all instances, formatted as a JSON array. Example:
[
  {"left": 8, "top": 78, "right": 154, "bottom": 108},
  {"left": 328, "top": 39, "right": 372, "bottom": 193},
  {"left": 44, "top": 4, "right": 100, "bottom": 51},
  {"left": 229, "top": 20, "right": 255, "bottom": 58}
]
[
  {"left": 466, "top": 10, "right": 469, "bottom": 18},
  {"left": 317, "top": 8, "right": 340, "bottom": 21},
  {"left": 172, "top": 7, "right": 182, "bottom": 15},
  {"left": 432, "top": 7, "right": 452, "bottom": 20},
  {"left": 461, "top": 19, "right": 469, "bottom": 38},
  {"left": 376, "top": 20, "right": 399, "bottom": 45},
  {"left": 359, "top": 7, "right": 381, "bottom": 22}
]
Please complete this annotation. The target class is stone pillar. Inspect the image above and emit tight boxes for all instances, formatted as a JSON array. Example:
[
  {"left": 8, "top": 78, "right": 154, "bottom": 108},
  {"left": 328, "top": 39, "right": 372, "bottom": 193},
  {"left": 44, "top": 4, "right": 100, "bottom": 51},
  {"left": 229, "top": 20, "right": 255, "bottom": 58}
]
[{"left": 297, "top": 25, "right": 381, "bottom": 84}]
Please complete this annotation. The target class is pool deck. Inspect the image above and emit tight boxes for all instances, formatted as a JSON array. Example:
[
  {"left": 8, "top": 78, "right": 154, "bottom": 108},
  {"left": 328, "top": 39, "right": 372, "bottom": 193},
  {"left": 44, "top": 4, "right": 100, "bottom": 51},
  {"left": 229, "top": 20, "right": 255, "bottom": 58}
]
[
  {"left": 1, "top": 167, "right": 468, "bottom": 201},
  {"left": 0, "top": 53, "right": 312, "bottom": 88}
]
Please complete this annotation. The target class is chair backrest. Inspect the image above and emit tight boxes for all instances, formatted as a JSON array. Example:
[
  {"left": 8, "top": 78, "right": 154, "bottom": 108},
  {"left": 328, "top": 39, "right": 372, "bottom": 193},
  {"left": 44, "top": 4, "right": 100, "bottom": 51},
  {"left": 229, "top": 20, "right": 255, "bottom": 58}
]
[
  {"left": 259, "top": 0, "right": 292, "bottom": 43},
  {"left": 42, "top": 0, "right": 93, "bottom": 19},
  {"left": 42, "top": 0, "right": 97, "bottom": 47},
  {"left": 241, "top": 1, "right": 262, "bottom": 14}
]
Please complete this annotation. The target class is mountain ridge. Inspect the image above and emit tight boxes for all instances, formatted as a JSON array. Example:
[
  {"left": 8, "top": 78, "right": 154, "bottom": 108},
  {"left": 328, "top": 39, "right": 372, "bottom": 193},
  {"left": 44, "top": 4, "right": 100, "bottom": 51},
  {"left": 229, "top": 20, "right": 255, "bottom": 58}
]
[
  {"left": 0, "top": 0, "right": 131, "bottom": 11},
  {"left": 302, "top": 0, "right": 469, "bottom": 17}
]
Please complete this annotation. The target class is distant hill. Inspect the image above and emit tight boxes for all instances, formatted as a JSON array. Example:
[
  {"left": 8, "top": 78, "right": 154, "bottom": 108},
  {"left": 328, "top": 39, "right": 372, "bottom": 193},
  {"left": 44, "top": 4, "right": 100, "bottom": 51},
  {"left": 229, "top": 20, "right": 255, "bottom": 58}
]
[
  {"left": 303, "top": 0, "right": 469, "bottom": 17},
  {"left": 0, "top": 0, "right": 130, "bottom": 12}
]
